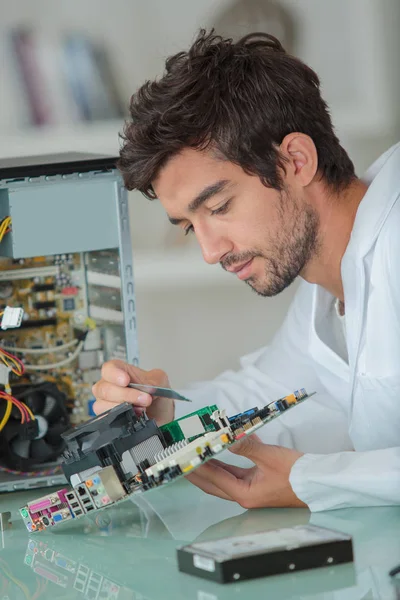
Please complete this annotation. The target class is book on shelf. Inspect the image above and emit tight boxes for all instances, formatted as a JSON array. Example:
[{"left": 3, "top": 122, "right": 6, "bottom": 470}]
[
  {"left": 10, "top": 28, "right": 53, "bottom": 126},
  {"left": 6, "top": 27, "right": 128, "bottom": 128}
]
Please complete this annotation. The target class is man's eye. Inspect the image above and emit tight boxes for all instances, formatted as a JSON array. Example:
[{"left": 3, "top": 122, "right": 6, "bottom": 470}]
[
  {"left": 184, "top": 224, "right": 194, "bottom": 236},
  {"left": 210, "top": 198, "right": 232, "bottom": 216}
]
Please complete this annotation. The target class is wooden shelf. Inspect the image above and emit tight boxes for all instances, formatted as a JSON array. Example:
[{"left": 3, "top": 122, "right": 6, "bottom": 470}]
[
  {"left": 0, "top": 120, "right": 124, "bottom": 158},
  {"left": 0, "top": 109, "right": 398, "bottom": 163}
]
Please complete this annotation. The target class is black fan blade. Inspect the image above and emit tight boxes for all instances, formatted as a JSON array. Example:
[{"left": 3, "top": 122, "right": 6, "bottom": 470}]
[
  {"left": 27, "top": 391, "right": 46, "bottom": 415},
  {"left": 45, "top": 423, "right": 68, "bottom": 447},
  {"left": 29, "top": 439, "right": 54, "bottom": 461},
  {"left": 42, "top": 395, "right": 66, "bottom": 423},
  {"left": 10, "top": 437, "right": 31, "bottom": 459},
  {"left": 1, "top": 416, "right": 24, "bottom": 443}
]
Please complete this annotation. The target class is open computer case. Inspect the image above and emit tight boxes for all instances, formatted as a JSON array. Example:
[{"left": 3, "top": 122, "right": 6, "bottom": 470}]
[{"left": 0, "top": 152, "right": 139, "bottom": 492}]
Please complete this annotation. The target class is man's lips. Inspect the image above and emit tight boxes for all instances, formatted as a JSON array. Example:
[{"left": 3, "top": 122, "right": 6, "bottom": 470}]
[{"left": 224, "top": 258, "right": 254, "bottom": 279}]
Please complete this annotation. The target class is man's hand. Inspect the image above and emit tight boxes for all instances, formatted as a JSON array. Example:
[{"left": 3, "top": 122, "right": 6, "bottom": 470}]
[
  {"left": 186, "top": 434, "right": 307, "bottom": 508},
  {"left": 92, "top": 360, "right": 174, "bottom": 425}
]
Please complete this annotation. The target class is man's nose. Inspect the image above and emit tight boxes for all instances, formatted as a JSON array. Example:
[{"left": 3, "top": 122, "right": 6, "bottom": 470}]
[{"left": 196, "top": 227, "right": 232, "bottom": 265}]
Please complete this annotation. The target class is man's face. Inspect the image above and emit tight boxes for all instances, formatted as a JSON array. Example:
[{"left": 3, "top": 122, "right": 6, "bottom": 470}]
[{"left": 153, "top": 148, "right": 319, "bottom": 296}]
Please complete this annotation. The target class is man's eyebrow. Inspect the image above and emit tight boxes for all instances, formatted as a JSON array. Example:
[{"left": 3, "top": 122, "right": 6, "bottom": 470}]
[{"left": 168, "top": 179, "right": 231, "bottom": 225}]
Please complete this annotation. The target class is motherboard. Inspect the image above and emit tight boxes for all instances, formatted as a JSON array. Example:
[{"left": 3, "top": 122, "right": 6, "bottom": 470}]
[
  {"left": 0, "top": 250, "right": 125, "bottom": 424},
  {"left": 0, "top": 248, "right": 128, "bottom": 474},
  {"left": 19, "top": 388, "right": 313, "bottom": 533},
  {"left": 0, "top": 249, "right": 126, "bottom": 423}
]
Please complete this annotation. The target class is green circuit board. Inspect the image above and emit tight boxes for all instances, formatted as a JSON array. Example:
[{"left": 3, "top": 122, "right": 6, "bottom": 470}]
[{"left": 160, "top": 404, "right": 219, "bottom": 443}]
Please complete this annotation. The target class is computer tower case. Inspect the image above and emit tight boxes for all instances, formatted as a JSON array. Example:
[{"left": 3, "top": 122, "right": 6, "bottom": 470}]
[{"left": 0, "top": 152, "right": 138, "bottom": 490}]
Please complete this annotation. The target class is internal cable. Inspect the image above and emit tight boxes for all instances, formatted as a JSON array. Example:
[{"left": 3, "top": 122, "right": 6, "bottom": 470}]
[
  {"left": 0, "top": 399, "right": 12, "bottom": 432},
  {"left": 0, "top": 345, "right": 28, "bottom": 431},
  {"left": 0, "top": 391, "right": 34, "bottom": 425},
  {"left": 3, "top": 337, "right": 79, "bottom": 354},
  {"left": 0, "top": 217, "right": 11, "bottom": 243},
  {"left": 0, "top": 464, "right": 62, "bottom": 477},
  {"left": 0, "top": 558, "right": 31, "bottom": 600},
  {"left": 0, "top": 347, "right": 25, "bottom": 376},
  {"left": 24, "top": 340, "right": 84, "bottom": 371},
  {"left": 21, "top": 400, "right": 34, "bottom": 421}
]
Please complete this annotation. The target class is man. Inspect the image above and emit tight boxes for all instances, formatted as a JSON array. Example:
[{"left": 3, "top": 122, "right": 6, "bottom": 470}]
[{"left": 92, "top": 30, "right": 400, "bottom": 512}]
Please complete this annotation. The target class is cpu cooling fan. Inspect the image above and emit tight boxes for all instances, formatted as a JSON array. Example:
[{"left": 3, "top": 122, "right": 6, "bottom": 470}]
[{"left": 0, "top": 382, "right": 71, "bottom": 471}]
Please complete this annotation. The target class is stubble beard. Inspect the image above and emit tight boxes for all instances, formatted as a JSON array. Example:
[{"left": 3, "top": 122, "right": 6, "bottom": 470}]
[{"left": 239, "top": 191, "right": 320, "bottom": 297}]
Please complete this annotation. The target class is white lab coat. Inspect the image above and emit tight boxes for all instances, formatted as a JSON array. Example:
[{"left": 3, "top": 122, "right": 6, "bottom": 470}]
[{"left": 176, "top": 142, "right": 400, "bottom": 512}]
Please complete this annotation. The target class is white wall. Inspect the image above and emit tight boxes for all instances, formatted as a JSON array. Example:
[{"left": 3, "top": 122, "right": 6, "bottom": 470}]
[
  {"left": 125, "top": 0, "right": 400, "bottom": 386},
  {"left": 0, "top": 0, "right": 399, "bottom": 387}
]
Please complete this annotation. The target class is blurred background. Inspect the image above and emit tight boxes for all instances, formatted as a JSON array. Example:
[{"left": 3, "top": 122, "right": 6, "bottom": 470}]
[{"left": 0, "top": 0, "right": 399, "bottom": 387}]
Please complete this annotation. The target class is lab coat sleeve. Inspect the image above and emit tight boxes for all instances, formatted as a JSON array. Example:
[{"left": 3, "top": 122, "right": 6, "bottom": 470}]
[
  {"left": 290, "top": 447, "right": 400, "bottom": 511},
  {"left": 176, "top": 281, "right": 352, "bottom": 455}
]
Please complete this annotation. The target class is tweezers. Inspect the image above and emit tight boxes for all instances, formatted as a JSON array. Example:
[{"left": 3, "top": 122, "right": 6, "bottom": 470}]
[{"left": 128, "top": 383, "right": 192, "bottom": 402}]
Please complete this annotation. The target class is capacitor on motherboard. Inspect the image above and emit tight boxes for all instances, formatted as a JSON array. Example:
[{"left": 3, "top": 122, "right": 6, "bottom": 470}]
[{"left": 0, "top": 283, "right": 13, "bottom": 299}]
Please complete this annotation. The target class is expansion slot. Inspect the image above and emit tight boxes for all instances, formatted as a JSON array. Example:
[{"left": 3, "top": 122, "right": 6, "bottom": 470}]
[
  {"left": 89, "top": 306, "right": 123, "bottom": 323},
  {"left": 86, "top": 270, "right": 121, "bottom": 289},
  {"left": 0, "top": 265, "right": 58, "bottom": 281}
]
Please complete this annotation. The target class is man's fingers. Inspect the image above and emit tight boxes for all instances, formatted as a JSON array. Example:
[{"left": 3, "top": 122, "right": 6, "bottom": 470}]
[
  {"left": 190, "top": 461, "right": 249, "bottom": 504},
  {"left": 92, "top": 399, "right": 145, "bottom": 417},
  {"left": 185, "top": 471, "right": 234, "bottom": 501},
  {"left": 100, "top": 359, "right": 142, "bottom": 387},
  {"left": 205, "top": 458, "right": 249, "bottom": 479},
  {"left": 229, "top": 433, "right": 264, "bottom": 462},
  {"left": 92, "top": 399, "right": 111, "bottom": 415},
  {"left": 92, "top": 380, "right": 151, "bottom": 408}
]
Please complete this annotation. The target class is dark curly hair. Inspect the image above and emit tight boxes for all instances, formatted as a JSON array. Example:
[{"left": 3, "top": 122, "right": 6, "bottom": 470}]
[{"left": 118, "top": 29, "right": 355, "bottom": 197}]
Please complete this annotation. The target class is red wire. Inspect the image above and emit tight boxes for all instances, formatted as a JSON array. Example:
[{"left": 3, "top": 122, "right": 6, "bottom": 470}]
[
  {"left": 0, "top": 348, "right": 25, "bottom": 375},
  {"left": 0, "top": 391, "right": 28, "bottom": 423},
  {"left": 0, "top": 393, "right": 27, "bottom": 423}
]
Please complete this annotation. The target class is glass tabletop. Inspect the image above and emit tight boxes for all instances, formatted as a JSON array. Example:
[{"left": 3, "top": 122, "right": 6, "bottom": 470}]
[{"left": 1, "top": 479, "right": 399, "bottom": 599}]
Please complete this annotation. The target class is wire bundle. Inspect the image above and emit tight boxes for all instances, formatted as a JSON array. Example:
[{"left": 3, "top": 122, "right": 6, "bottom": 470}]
[
  {"left": 24, "top": 340, "right": 84, "bottom": 371},
  {"left": 0, "top": 390, "right": 35, "bottom": 432},
  {"left": 0, "top": 346, "right": 33, "bottom": 432},
  {"left": 0, "top": 346, "right": 25, "bottom": 376},
  {"left": 0, "top": 216, "right": 11, "bottom": 243},
  {"left": 0, "top": 555, "right": 47, "bottom": 600},
  {"left": 0, "top": 464, "right": 62, "bottom": 476},
  {"left": 1, "top": 336, "right": 84, "bottom": 370}
]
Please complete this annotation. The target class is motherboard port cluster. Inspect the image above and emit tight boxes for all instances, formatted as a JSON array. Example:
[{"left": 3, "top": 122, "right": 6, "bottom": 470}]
[{"left": 19, "top": 388, "right": 313, "bottom": 532}]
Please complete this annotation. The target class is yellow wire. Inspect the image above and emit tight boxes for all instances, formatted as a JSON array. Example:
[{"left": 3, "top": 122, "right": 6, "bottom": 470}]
[
  {"left": 0, "top": 393, "right": 25, "bottom": 423},
  {"left": 22, "top": 402, "right": 35, "bottom": 420},
  {"left": 0, "top": 354, "right": 17, "bottom": 374},
  {"left": 0, "top": 349, "right": 23, "bottom": 375},
  {"left": 0, "top": 561, "right": 31, "bottom": 600},
  {"left": 0, "top": 392, "right": 35, "bottom": 423},
  {"left": 0, "top": 217, "right": 11, "bottom": 242},
  {"left": 0, "top": 400, "right": 12, "bottom": 431},
  {"left": 0, "top": 220, "right": 10, "bottom": 242},
  {"left": 1, "top": 220, "right": 8, "bottom": 233}
]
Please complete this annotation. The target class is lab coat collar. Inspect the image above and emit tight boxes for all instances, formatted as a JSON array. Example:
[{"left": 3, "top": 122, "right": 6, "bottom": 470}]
[
  {"left": 340, "top": 142, "right": 400, "bottom": 392},
  {"left": 310, "top": 142, "right": 400, "bottom": 382},
  {"left": 346, "top": 141, "right": 400, "bottom": 258}
]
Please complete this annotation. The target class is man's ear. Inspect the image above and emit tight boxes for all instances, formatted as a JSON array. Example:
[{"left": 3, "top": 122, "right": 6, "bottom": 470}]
[{"left": 280, "top": 133, "right": 318, "bottom": 187}]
